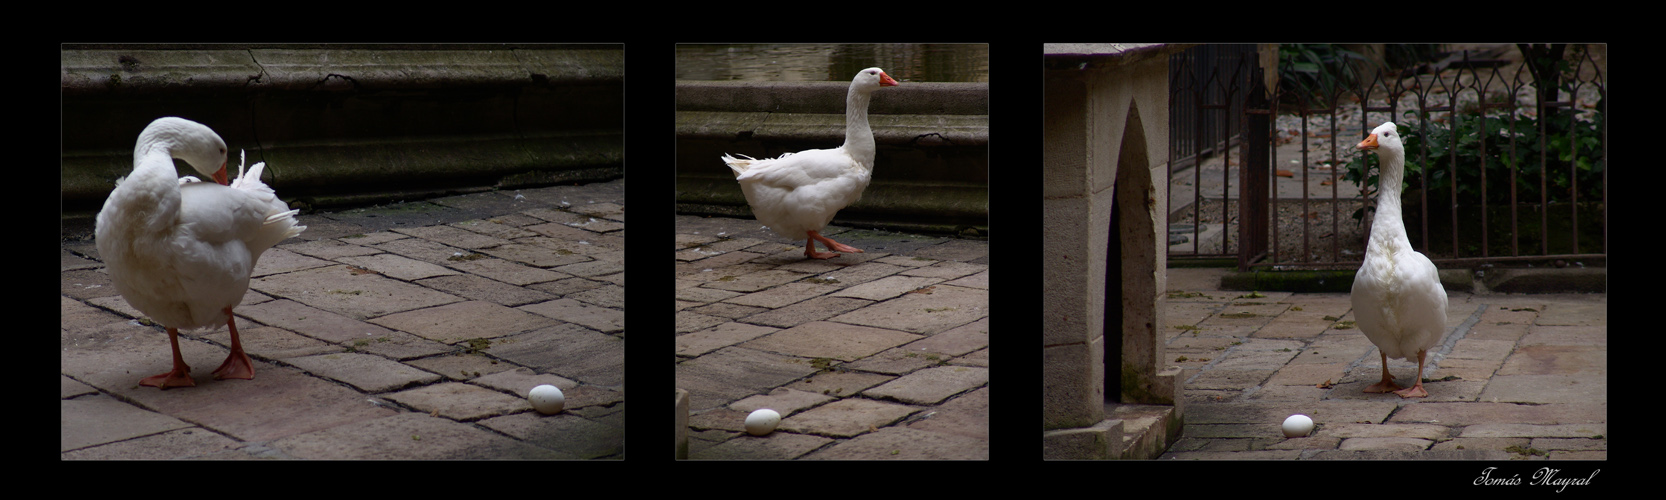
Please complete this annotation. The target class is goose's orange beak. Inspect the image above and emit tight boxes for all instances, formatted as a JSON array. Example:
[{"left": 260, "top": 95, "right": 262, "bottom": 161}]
[
  {"left": 1357, "top": 134, "right": 1379, "bottom": 151},
  {"left": 213, "top": 163, "right": 229, "bottom": 185},
  {"left": 879, "top": 72, "right": 899, "bottom": 87}
]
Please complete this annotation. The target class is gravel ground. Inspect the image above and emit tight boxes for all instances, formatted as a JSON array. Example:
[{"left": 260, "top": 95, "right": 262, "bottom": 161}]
[{"left": 1173, "top": 197, "right": 1368, "bottom": 266}]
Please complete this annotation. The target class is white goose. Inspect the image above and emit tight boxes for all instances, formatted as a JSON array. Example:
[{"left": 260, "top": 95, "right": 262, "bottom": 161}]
[
  {"left": 1351, "top": 121, "right": 1448, "bottom": 398},
  {"left": 95, "top": 117, "right": 306, "bottom": 389},
  {"left": 723, "top": 67, "right": 899, "bottom": 259}
]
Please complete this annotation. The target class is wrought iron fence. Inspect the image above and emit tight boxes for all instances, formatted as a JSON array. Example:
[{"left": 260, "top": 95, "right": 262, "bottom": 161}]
[
  {"left": 1167, "top": 44, "right": 1606, "bottom": 271},
  {"left": 1166, "top": 44, "right": 1258, "bottom": 263}
]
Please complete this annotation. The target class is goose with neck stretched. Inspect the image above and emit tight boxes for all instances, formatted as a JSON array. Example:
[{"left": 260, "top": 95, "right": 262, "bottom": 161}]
[
  {"left": 723, "top": 67, "right": 899, "bottom": 259},
  {"left": 1350, "top": 121, "right": 1448, "bottom": 399},
  {"left": 95, "top": 117, "right": 306, "bottom": 389}
]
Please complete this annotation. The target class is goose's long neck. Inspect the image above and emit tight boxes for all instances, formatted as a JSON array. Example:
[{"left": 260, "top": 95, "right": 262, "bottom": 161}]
[
  {"left": 130, "top": 126, "right": 197, "bottom": 186},
  {"left": 1370, "top": 147, "right": 1411, "bottom": 249},
  {"left": 113, "top": 135, "right": 188, "bottom": 234},
  {"left": 127, "top": 145, "right": 183, "bottom": 191},
  {"left": 134, "top": 124, "right": 184, "bottom": 168},
  {"left": 842, "top": 85, "right": 878, "bottom": 167}
]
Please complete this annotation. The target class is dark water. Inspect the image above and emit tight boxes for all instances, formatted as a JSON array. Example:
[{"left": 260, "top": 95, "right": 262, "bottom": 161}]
[{"left": 674, "top": 44, "right": 988, "bottom": 83}]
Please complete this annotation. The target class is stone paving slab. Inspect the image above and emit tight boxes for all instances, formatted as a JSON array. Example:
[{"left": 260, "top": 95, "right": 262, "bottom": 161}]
[
  {"left": 692, "top": 427, "right": 835, "bottom": 460},
  {"left": 236, "top": 299, "right": 400, "bottom": 344},
  {"left": 1156, "top": 268, "right": 1606, "bottom": 460},
  {"left": 61, "top": 179, "right": 626, "bottom": 460},
  {"left": 62, "top": 426, "right": 253, "bottom": 460},
  {"left": 676, "top": 214, "right": 988, "bottom": 460},
  {"left": 520, "top": 298, "right": 624, "bottom": 333},
  {"left": 370, "top": 299, "right": 557, "bottom": 344},
  {"left": 803, "top": 426, "right": 990, "bottom": 460},
  {"left": 268, "top": 412, "right": 571, "bottom": 459},
  {"left": 60, "top": 395, "right": 193, "bottom": 452},
  {"left": 286, "top": 352, "right": 444, "bottom": 392},
  {"left": 678, "top": 346, "right": 822, "bottom": 412},
  {"left": 905, "top": 386, "right": 990, "bottom": 440},
  {"left": 741, "top": 321, "right": 923, "bottom": 362},
  {"left": 490, "top": 323, "right": 626, "bottom": 387},
  {"left": 252, "top": 264, "right": 463, "bottom": 321},
  {"left": 781, "top": 398, "right": 922, "bottom": 438},
  {"left": 833, "top": 284, "right": 989, "bottom": 335}
]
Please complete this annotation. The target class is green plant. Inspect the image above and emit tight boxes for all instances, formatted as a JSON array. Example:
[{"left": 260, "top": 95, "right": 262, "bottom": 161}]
[
  {"left": 1342, "top": 79, "right": 1605, "bottom": 258},
  {"left": 1345, "top": 91, "right": 1604, "bottom": 216},
  {"left": 1278, "top": 45, "right": 1368, "bottom": 107}
]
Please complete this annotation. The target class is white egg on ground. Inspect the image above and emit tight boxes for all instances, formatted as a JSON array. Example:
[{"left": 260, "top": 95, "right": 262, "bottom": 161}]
[
  {"left": 1282, "top": 414, "right": 1314, "bottom": 437},
  {"left": 745, "top": 409, "right": 780, "bottom": 436},
  {"left": 529, "top": 384, "right": 565, "bottom": 415}
]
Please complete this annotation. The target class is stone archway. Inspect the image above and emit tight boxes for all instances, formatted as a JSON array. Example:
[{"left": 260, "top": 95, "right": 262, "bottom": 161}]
[
  {"left": 1042, "top": 44, "right": 1185, "bottom": 459},
  {"left": 1106, "top": 102, "right": 1170, "bottom": 405}
]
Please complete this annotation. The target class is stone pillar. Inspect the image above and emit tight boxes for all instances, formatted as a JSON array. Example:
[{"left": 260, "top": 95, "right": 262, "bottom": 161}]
[{"left": 1042, "top": 44, "right": 1185, "bottom": 458}]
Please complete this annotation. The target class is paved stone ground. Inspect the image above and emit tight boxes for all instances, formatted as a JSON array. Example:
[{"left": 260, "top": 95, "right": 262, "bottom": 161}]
[
  {"left": 60, "top": 179, "right": 626, "bottom": 459},
  {"left": 1158, "top": 267, "right": 1606, "bottom": 460},
  {"left": 675, "top": 214, "right": 989, "bottom": 459}
]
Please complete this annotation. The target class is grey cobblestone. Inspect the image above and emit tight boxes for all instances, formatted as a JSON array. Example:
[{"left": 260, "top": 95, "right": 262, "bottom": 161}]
[
  {"left": 61, "top": 180, "right": 626, "bottom": 459},
  {"left": 675, "top": 214, "right": 988, "bottom": 459},
  {"left": 1159, "top": 268, "right": 1605, "bottom": 460}
]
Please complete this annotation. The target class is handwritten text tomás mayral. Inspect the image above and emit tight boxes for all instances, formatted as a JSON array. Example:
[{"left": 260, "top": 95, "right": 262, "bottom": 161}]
[{"left": 1475, "top": 467, "right": 1599, "bottom": 493}]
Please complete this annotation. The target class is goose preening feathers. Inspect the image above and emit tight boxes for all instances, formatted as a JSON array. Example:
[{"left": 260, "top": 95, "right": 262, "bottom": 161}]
[{"left": 95, "top": 117, "right": 306, "bottom": 389}]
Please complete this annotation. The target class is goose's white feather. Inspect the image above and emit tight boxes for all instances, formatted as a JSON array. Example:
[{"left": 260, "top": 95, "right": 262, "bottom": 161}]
[
  {"left": 96, "top": 118, "right": 305, "bottom": 332},
  {"left": 723, "top": 67, "right": 897, "bottom": 245},
  {"left": 1351, "top": 122, "right": 1448, "bottom": 363}
]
